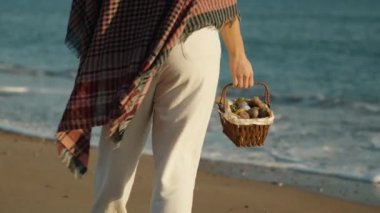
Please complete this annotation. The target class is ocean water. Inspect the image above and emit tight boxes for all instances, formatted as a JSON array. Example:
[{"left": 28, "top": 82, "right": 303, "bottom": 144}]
[{"left": 1, "top": 0, "right": 380, "bottom": 189}]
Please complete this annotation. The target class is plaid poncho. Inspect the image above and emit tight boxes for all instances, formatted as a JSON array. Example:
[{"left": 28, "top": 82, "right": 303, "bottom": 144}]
[{"left": 56, "top": 0, "right": 240, "bottom": 178}]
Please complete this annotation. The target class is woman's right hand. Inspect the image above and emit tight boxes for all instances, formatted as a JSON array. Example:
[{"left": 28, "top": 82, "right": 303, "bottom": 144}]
[{"left": 228, "top": 54, "right": 254, "bottom": 88}]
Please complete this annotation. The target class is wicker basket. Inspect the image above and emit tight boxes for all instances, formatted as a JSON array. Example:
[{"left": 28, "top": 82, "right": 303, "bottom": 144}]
[{"left": 217, "top": 82, "right": 274, "bottom": 147}]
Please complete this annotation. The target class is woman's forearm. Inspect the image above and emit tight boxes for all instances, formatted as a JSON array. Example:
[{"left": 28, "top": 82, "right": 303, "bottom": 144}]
[{"left": 219, "top": 18, "right": 246, "bottom": 59}]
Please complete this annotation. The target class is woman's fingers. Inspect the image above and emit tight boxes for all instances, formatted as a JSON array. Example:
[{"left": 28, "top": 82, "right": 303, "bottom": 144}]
[
  {"left": 234, "top": 74, "right": 249, "bottom": 88},
  {"left": 248, "top": 64, "right": 254, "bottom": 87},
  {"left": 230, "top": 56, "right": 254, "bottom": 88},
  {"left": 237, "top": 72, "right": 253, "bottom": 88},
  {"left": 244, "top": 75, "right": 249, "bottom": 88},
  {"left": 233, "top": 76, "right": 238, "bottom": 87},
  {"left": 238, "top": 73, "right": 244, "bottom": 88},
  {"left": 244, "top": 74, "right": 251, "bottom": 88},
  {"left": 249, "top": 73, "right": 254, "bottom": 87}
]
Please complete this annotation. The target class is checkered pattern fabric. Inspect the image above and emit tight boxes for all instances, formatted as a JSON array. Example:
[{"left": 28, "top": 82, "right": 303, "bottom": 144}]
[{"left": 56, "top": 0, "right": 240, "bottom": 178}]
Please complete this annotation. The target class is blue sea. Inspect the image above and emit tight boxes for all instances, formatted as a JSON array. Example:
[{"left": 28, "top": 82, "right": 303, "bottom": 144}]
[{"left": 1, "top": 0, "right": 380, "bottom": 201}]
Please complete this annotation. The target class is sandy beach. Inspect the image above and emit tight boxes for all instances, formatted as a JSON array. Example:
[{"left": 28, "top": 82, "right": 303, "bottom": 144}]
[{"left": 0, "top": 130, "right": 379, "bottom": 213}]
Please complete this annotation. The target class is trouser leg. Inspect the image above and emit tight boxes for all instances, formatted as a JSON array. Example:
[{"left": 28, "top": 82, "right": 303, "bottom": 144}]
[
  {"left": 150, "top": 26, "right": 221, "bottom": 213},
  {"left": 91, "top": 76, "right": 157, "bottom": 213}
]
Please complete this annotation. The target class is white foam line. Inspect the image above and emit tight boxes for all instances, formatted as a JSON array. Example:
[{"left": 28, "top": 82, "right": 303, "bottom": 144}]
[
  {"left": 0, "top": 125, "right": 54, "bottom": 141},
  {"left": 374, "top": 176, "right": 380, "bottom": 184},
  {"left": 0, "top": 86, "right": 29, "bottom": 93}
]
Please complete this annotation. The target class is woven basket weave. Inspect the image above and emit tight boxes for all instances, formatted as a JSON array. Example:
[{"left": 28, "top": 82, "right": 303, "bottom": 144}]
[{"left": 217, "top": 82, "right": 274, "bottom": 147}]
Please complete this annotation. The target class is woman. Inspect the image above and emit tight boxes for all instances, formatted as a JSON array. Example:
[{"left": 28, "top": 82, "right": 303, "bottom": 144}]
[{"left": 56, "top": 0, "right": 254, "bottom": 212}]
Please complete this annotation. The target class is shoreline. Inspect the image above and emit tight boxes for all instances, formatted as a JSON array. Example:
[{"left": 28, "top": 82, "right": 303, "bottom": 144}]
[
  {"left": 198, "top": 158, "right": 380, "bottom": 206},
  {"left": 1, "top": 127, "right": 380, "bottom": 208},
  {"left": 1, "top": 129, "right": 379, "bottom": 212},
  {"left": 2, "top": 126, "right": 380, "bottom": 206}
]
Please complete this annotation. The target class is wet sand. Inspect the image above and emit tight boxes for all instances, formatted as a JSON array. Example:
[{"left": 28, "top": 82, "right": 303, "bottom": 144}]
[{"left": 0, "top": 130, "right": 379, "bottom": 213}]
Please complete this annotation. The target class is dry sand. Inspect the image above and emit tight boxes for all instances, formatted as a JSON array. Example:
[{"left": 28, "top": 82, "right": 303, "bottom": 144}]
[{"left": 0, "top": 130, "right": 379, "bottom": 213}]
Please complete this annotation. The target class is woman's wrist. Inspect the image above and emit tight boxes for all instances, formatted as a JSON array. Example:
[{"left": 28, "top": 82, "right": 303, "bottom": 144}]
[{"left": 228, "top": 51, "right": 247, "bottom": 61}]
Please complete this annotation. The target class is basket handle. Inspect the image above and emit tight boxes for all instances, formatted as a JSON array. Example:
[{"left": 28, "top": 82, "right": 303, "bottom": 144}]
[{"left": 218, "top": 81, "right": 271, "bottom": 112}]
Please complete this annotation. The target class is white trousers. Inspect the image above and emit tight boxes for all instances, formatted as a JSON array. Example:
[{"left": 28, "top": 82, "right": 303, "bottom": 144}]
[{"left": 91, "top": 26, "right": 221, "bottom": 213}]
